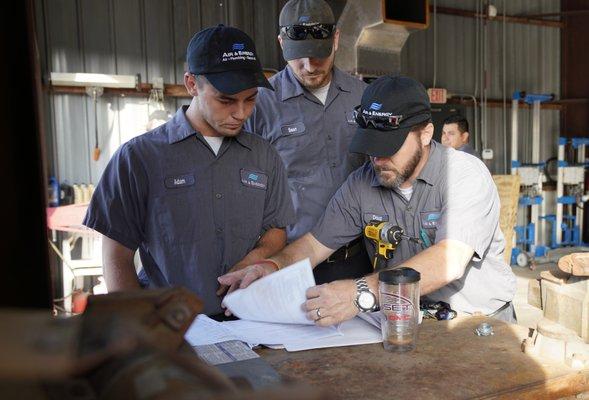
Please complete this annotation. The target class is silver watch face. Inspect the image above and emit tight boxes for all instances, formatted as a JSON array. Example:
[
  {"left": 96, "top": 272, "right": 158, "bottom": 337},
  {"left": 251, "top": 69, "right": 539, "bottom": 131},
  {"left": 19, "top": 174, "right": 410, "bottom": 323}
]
[{"left": 357, "top": 291, "right": 375, "bottom": 310}]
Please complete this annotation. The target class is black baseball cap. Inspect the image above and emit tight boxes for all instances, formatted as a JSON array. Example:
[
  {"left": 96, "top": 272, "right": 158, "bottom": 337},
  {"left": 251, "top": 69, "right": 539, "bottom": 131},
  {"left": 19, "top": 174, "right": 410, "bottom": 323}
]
[
  {"left": 279, "top": 0, "right": 336, "bottom": 61},
  {"left": 186, "top": 24, "right": 273, "bottom": 95},
  {"left": 349, "top": 76, "right": 432, "bottom": 157}
]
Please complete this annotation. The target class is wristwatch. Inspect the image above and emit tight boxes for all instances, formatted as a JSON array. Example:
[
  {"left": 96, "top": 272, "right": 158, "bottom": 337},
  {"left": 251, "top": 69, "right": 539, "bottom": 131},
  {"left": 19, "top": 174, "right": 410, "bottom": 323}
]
[{"left": 354, "top": 278, "right": 377, "bottom": 312}]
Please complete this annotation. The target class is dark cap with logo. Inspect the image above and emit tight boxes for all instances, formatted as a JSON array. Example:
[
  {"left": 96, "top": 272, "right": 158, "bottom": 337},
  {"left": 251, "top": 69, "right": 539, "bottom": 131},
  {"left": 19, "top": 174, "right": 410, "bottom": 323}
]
[
  {"left": 279, "top": 0, "right": 335, "bottom": 61},
  {"left": 186, "top": 24, "right": 273, "bottom": 95},
  {"left": 349, "top": 76, "right": 432, "bottom": 157}
]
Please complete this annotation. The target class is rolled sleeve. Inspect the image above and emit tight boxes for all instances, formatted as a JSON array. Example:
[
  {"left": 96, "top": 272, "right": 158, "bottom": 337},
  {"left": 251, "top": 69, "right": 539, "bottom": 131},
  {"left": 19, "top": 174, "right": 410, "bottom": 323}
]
[
  {"left": 83, "top": 142, "right": 147, "bottom": 250},
  {"left": 436, "top": 158, "right": 499, "bottom": 261},
  {"left": 311, "top": 170, "right": 364, "bottom": 249},
  {"left": 261, "top": 148, "right": 296, "bottom": 230}
]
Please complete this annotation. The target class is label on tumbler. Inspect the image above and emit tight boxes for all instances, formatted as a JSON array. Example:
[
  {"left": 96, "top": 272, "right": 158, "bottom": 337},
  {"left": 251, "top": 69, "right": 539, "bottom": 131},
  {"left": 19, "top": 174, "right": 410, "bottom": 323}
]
[{"left": 381, "top": 293, "right": 414, "bottom": 321}]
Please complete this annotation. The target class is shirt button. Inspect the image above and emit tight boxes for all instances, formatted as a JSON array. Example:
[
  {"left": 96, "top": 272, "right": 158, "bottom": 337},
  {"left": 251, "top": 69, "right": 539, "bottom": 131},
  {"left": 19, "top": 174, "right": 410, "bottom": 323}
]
[
  {"left": 216, "top": 228, "right": 223, "bottom": 234},
  {"left": 331, "top": 162, "right": 337, "bottom": 167},
  {"left": 407, "top": 206, "right": 412, "bottom": 211},
  {"left": 327, "top": 135, "right": 332, "bottom": 140},
  {"left": 215, "top": 193, "right": 222, "bottom": 199}
]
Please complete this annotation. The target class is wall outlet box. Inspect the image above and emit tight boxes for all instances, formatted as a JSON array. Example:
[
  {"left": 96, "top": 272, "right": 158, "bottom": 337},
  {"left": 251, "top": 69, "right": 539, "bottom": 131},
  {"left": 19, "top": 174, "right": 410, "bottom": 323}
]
[{"left": 482, "top": 149, "right": 493, "bottom": 160}]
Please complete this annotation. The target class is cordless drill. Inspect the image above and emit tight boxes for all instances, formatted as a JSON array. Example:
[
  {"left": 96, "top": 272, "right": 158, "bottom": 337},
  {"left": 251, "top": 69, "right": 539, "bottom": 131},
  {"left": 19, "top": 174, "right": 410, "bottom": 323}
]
[{"left": 364, "top": 221, "right": 405, "bottom": 270}]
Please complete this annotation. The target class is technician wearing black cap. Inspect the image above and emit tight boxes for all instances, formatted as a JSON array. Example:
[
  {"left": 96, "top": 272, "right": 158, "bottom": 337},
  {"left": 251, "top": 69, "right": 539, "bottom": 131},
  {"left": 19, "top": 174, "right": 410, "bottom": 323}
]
[
  {"left": 220, "top": 75, "right": 517, "bottom": 324},
  {"left": 84, "top": 25, "right": 295, "bottom": 316},
  {"left": 244, "top": 0, "right": 370, "bottom": 285}
]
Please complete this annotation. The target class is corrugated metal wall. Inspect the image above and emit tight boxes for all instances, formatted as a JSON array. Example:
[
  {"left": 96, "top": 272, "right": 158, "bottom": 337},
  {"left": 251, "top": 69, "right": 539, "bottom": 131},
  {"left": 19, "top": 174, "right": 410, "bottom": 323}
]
[
  {"left": 35, "top": 0, "right": 561, "bottom": 184},
  {"left": 35, "top": 0, "right": 290, "bottom": 185},
  {"left": 402, "top": 0, "right": 561, "bottom": 173}
]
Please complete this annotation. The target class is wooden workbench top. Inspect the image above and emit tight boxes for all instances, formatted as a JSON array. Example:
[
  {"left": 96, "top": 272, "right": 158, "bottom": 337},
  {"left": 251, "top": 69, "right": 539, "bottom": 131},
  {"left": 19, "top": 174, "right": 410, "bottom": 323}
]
[{"left": 258, "top": 316, "right": 589, "bottom": 400}]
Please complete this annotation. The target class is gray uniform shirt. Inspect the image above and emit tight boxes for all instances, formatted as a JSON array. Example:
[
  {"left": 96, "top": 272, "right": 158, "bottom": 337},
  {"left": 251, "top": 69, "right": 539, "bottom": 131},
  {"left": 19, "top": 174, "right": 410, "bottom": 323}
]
[
  {"left": 84, "top": 106, "right": 295, "bottom": 315},
  {"left": 245, "top": 66, "right": 367, "bottom": 241},
  {"left": 312, "top": 141, "right": 516, "bottom": 314},
  {"left": 457, "top": 143, "right": 481, "bottom": 159}
]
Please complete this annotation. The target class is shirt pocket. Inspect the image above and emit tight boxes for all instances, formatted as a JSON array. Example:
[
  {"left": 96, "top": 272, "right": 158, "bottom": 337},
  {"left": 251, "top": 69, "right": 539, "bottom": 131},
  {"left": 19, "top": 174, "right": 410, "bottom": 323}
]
[
  {"left": 152, "top": 172, "right": 205, "bottom": 245},
  {"left": 419, "top": 210, "right": 442, "bottom": 246},
  {"left": 153, "top": 187, "right": 204, "bottom": 246},
  {"left": 230, "top": 173, "right": 268, "bottom": 243},
  {"left": 272, "top": 122, "right": 315, "bottom": 179}
]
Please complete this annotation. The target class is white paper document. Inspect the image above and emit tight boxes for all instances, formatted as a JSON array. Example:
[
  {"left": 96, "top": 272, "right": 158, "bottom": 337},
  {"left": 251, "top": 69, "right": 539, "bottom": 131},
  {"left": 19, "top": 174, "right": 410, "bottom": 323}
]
[
  {"left": 222, "top": 258, "right": 315, "bottom": 325},
  {"left": 221, "top": 319, "right": 340, "bottom": 346},
  {"left": 185, "top": 314, "right": 240, "bottom": 345},
  {"left": 284, "top": 317, "right": 383, "bottom": 352},
  {"left": 184, "top": 258, "right": 411, "bottom": 352},
  {"left": 185, "top": 314, "right": 340, "bottom": 348}
]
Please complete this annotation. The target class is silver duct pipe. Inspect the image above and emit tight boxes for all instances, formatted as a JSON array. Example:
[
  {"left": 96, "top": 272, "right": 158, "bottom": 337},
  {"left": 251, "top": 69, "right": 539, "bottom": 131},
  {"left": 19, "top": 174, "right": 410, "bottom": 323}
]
[{"left": 336, "top": 0, "right": 417, "bottom": 76}]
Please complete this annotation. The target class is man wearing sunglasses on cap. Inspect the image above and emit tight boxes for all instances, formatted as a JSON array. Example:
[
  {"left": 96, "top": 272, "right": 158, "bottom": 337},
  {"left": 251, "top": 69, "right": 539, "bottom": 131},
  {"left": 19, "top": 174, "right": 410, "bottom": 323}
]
[
  {"left": 220, "top": 76, "right": 517, "bottom": 325},
  {"left": 245, "top": 0, "right": 371, "bottom": 285}
]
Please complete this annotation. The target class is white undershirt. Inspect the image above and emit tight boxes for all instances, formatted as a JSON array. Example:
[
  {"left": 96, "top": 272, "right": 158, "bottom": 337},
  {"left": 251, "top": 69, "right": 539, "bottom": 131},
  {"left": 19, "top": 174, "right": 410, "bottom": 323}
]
[
  {"left": 398, "top": 185, "right": 414, "bottom": 201},
  {"left": 203, "top": 136, "right": 224, "bottom": 155},
  {"left": 309, "top": 81, "right": 331, "bottom": 105}
]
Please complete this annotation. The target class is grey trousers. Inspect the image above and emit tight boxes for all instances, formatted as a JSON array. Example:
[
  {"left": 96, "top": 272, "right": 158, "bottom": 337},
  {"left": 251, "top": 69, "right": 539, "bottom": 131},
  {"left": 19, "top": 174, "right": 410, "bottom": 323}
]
[{"left": 490, "top": 302, "right": 517, "bottom": 324}]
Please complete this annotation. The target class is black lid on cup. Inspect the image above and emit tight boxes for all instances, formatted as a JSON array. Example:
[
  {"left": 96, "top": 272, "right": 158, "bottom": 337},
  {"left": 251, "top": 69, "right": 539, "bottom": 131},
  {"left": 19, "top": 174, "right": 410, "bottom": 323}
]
[{"left": 379, "top": 267, "right": 421, "bottom": 284}]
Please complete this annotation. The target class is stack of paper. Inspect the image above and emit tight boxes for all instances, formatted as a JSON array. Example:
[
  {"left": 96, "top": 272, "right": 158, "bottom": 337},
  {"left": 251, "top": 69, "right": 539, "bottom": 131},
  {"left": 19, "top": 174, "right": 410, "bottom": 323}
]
[{"left": 185, "top": 259, "right": 385, "bottom": 351}]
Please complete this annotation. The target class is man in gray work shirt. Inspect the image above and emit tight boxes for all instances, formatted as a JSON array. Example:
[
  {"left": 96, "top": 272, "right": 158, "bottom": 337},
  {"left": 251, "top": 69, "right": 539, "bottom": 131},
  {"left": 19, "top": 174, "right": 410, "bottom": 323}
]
[
  {"left": 220, "top": 76, "right": 517, "bottom": 324},
  {"left": 245, "top": 0, "right": 370, "bottom": 284},
  {"left": 441, "top": 114, "right": 481, "bottom": 159},
  {"left": 84, "top": 25, "right": 295, "bottom": 316}
]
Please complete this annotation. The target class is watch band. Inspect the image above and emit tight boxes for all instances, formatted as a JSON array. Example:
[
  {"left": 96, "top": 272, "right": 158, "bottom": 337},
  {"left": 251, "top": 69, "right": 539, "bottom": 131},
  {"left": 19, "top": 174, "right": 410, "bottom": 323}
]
[
  {"left": 354, "top": 278, "right": 377, "bottom": 312},
  {"left": 355, "top": 277, "right": 370, "bottom": 292}
]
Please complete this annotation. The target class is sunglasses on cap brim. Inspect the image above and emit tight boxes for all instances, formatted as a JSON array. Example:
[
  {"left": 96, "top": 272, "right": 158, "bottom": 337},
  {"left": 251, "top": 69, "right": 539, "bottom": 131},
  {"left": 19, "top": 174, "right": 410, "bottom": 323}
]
[
  {"left": 280, "top": 23, "right": 335, "bottom": 40},
  {"left": 352, "top": 105, "right": 431, "bottom": 131}
]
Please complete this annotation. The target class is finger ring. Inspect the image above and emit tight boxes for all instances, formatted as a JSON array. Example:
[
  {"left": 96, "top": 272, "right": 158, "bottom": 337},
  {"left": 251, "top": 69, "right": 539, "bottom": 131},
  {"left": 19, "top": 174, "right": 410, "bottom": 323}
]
[{"left": 316, "top": 308, "right": 322, "bottom": 319}]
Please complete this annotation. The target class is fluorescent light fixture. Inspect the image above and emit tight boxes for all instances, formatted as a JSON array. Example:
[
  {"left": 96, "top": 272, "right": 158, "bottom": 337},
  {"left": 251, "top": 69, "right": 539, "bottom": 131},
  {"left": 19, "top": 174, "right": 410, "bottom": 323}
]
[{"left": 50, "top": 72, "right": 138, "bottom": 88}]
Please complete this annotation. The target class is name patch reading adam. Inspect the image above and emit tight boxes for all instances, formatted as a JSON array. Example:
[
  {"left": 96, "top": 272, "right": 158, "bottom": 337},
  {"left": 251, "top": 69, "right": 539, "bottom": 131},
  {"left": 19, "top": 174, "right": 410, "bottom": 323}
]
[
  {"left": 420, "top": 211, "right": 441, "bottom": 229},
  {"left": 240, "top": 169, "right": 268, "bottom": 190},
  {"left": 281, "top": 122, "right": 305, "bottom": 136},
  {"left": 164, "top": 174, "right": 195, "bottom": 189}
]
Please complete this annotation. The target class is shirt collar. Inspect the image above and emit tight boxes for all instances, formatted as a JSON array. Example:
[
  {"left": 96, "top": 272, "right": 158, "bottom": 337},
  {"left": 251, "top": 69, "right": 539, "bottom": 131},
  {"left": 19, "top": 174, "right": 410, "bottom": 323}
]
[
  {"left": 167, "top": 105, "right": 252, "bottom": 151},
  {"left": 280, "top": 65, "right": 351, "bottom": 102},
  {"left": 167, "top": 106, "right": 197, "bottom": 144},
  {"left": 369, "top": 141, "right": 442, "bottom": 187},
  {"left": 232, "top": 132, "right": 253, "bottom": 151},
  {"left": 416, "top": 140, "right": 442, "bottom": 186}
]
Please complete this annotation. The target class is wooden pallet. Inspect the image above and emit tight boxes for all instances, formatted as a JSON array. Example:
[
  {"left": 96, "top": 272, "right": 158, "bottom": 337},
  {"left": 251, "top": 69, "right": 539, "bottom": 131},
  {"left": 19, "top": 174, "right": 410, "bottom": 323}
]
[{"left": 493, "top": 174, "right": 521, "bottom": 265}]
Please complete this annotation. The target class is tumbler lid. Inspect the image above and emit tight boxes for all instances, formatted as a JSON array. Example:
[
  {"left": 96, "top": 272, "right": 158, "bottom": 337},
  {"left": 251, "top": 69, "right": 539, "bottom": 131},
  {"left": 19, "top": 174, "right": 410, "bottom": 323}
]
[{"left": 379, "top": 267, "right": 421, "bottom": 284}]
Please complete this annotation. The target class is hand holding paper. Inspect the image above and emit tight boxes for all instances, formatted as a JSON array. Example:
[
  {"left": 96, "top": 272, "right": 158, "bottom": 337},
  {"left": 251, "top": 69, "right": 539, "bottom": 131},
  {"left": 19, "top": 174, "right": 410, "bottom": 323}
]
[{"left": 221, "top": 258, "right": 316, "bottom": 325}]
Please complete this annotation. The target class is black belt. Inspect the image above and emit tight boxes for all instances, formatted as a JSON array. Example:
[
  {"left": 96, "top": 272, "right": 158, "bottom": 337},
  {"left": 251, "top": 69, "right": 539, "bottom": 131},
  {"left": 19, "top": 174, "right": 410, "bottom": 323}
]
[{"left": 325, "top": 237, "right": 363, "bottom": 263}]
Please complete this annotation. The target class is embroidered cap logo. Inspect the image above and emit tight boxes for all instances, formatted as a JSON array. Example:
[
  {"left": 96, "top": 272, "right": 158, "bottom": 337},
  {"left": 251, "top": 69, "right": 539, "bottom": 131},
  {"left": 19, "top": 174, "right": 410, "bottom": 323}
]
[
  {"left": 232, "top": 43, "right": 245, "bottom": 51},
  {"left": 369, "top": 102, "right": 383, "bottom": 111}
]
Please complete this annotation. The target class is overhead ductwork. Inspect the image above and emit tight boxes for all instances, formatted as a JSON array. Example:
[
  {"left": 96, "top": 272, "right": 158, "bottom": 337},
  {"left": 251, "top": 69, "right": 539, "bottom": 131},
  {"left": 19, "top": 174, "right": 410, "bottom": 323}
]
[{"left": 334, "top": 0, "right": 429, "bottom": 77}]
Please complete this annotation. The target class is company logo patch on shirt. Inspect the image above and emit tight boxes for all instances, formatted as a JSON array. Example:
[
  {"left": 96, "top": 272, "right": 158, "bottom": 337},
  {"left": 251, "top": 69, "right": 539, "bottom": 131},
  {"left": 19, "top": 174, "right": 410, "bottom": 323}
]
[
  {"left": 281, "top": 122, "right": 306, "bottom": 136},
  {"left": 420, "top": 211, "right": 441, "bottom": 229},
  {"left": 240, "top": 169, "right": 268, "bottom": 190},
  {"left": 345, "top": 111, "right": 356, "bottom": 124},
  {"left": 164, "top": 174, "right": 195, "bottom": 189},
  {"left": 364, "top": 213, "right": 389, "bottom": 223}
]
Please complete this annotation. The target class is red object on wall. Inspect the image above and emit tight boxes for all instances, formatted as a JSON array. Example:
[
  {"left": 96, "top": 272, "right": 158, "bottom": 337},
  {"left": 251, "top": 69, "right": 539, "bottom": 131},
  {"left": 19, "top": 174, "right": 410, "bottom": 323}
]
[{"left": 72, "top": 290, "right": 89, "bottom": 314}]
